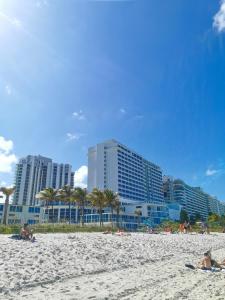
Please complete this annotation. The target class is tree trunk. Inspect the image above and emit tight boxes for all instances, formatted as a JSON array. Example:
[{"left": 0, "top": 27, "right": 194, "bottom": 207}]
[
  {"left": 52, "top": 204, "right": 54, "bottom": 223},
  {"left": 101, "top": 208, "right": 104, "bottom": 227},
  {"left": 111, "top": 207, "right": 114, "bottom": 228},
  {"left": 69, "top": 202, "right": 71, "bottom": 224},
  {"left": 99, "top": 210, "right": 101, "bottom": 227},
  {"left": 116, "top": 210, "right": 119, "bottom": 228},
  {"left": 82, "top": 205, "right": 84, "bottom": 226},
  {"left": 3, "top": 195, "right": 9, "bottom": 225}
]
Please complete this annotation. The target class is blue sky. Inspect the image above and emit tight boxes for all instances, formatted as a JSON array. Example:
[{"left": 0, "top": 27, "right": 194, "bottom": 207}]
[{"left": 1, "top": 0, "right": 225, "bottom": 199}]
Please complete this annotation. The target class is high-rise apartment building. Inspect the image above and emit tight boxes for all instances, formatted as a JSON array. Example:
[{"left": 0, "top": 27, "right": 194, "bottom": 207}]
[
  {"left": 13, "top": 155, "right": 74, "bottom": 206},
  {"left": 88, "top": 139, "right": 164, "bottom": 203},
  {"left": 207, "top": 195, "right": 225, "bottom": 216},
  {"left": 163, "top": 177, "right": 225, "bottom": 220}
]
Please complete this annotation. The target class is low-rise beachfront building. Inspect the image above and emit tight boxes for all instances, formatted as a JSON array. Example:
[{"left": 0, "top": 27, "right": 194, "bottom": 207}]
[
  {"left": 166, "top": 203, "right": 182, "bottom": 221},
  {"left": 0, "top": 204, "right": 46, "bottom": 225},
  {"left": 44, "top": 201, "right": 169, "bottom": 230},
  {"left": 0, "top": 201, "right": 168, "bottom": 230}
]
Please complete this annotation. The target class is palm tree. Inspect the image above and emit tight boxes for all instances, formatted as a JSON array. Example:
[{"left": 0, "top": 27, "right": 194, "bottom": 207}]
[
  {"left": 74, "top": 187, "right": 88, "bottom": 226},
  {"left": 36, "top": 188, "right": 58, "bottom": 223},
  {"left": 88, "top": 188, "right": 107, "bottom": 227},
  {"left": 114, "top": 198, "right": 122, "bottom": 228},
  {"left": 135, "top": 209, "right": 142, "bottom": 228},
  {"left": 104, "top": 189, "right": 119, "bottom": 227},
  {"left": 0, "top": 186, "right": 15, "bottom": 225},
  {"left": 57, "top": 185, "right": 76, "bottom": 224}
]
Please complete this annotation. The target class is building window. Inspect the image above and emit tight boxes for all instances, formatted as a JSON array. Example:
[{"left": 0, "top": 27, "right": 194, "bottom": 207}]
[{"left": 28, "top": 207, "right": 35, "bottom": 213}]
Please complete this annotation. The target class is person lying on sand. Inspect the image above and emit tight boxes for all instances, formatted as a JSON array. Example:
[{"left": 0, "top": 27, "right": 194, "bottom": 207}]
[
  {"left": 20, "top": 223, "right": 34, "bottom": 241},
  {"left": 114, "top": 229, "right": 131, "bottom": 236}
]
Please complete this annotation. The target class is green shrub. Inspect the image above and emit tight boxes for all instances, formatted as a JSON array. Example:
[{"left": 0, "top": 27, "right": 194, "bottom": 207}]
[{"left": 0, "top": 224, "right": 116, "bottom": 234}]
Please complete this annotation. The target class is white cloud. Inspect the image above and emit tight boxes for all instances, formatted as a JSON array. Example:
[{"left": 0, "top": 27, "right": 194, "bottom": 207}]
[
  {"left": 0, "top": 136, "right": 17, "bottom": 173},
  {"left": 74, "top": 165, "right": 88, "bottom": 188},
  {"left": 66, "top": 132, "right": 84, "bottom": 141},
  {"left": 213, "top": 0, "right": 225, "bottom": 32},
  {"left": 72, "top": 110, "right": 86, "bottom": 120},
  {"left": 0, "top": 136, "right": 13, "bottom": 154},
  {"left": 0, "top": 181, "right": 7, "bottom": 187},
  {"left": 5, "top": 84, "right": 12, "bottom": 95},
  {"left": 205, "top": 169, "right": 219, "bottom": 176}
]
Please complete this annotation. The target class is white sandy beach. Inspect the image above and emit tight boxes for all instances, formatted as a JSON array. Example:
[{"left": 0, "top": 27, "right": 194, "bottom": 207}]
[{"left": 1, "top": 233, "right": 225, "bottom": 300}]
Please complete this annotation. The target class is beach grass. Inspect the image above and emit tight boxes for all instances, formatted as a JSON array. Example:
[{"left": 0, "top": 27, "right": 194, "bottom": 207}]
[{"left": 0, "top": 223, "right": 116, "bottom": 234}]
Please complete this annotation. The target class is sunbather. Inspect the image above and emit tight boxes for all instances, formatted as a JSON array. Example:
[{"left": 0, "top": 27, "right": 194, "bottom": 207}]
[
  {"left": 197, "top": 252, "right": 213, "bottom": 270},
  {"left": 20, "top": 223, "right": 34, "bottom": 240},
  {"left": 186, "top": 250, "right": 222, "bottom": 271}
]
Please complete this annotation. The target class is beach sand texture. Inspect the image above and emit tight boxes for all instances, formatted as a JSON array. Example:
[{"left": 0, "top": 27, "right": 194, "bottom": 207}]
[{"left": 1, "top": 233, "right": 225, "bottom": 300}]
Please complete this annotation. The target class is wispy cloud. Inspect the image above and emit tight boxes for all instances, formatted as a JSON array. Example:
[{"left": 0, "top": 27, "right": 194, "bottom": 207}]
[
  {"left": 213, "top": 0, "right": 225, "bottom": 32},
  {"left": 36, "top": 0, "right": 48, "bottom": 8},
  {"left": 133, "top": 114, "right": 144, "bottom": 120},
  {"left": 0, "top": 12, "right": 22, "bottom": 30},
  {"left": 5, "top": 84, "right": 12, "bottom": 95},
  {"left": 72, "top": 110, "right": 86, "bottom": 121},
  {"left": 74, "top": 165, "right": 88, "bottom": 188},
  {"left": 66, "top": 132, "right": 84, "bottom": 141},
  {"left": 205, "top": 168, "right": 219, "bottom": 176},
  {"left": 192, "top": 174, "right": 198, "bottom": 181},
  {"left": 0, "top": 136, "right": 17, "bottom": 173},
  {"left": 118, "top": 108, "right": 145, "bottom": 122},
  {"left": 119, "top": 108, "right": 126, "bottom": 114}
]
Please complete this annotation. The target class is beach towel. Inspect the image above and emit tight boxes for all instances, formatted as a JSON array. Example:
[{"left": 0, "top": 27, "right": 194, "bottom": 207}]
[
  {"left": 9, "top": 234, "right": 23, "bottom": 240},
  {"left": 185, "top": 264, "right": 221, "bottom": 272},
  {"left": 9, "top": 235, "right": 36, "bottom": 242}
]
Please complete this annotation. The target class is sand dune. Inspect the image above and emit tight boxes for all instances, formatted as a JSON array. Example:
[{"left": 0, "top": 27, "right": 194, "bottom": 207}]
[{"left": 1, "top": 233, "right": 225, "bottom": 299}]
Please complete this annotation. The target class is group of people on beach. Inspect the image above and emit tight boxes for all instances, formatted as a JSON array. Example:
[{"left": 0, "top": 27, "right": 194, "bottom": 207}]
[{"left": 179, "top": 221, "right": 210, "bottom": 234}]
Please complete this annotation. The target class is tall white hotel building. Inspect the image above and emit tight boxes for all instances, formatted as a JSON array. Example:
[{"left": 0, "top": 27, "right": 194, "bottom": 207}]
[
  {"left": 88, "top": 139, "right": 164, "bottom": 204},
  {"left": 13, "top": 155, "right": 74, "bottom": 206}
]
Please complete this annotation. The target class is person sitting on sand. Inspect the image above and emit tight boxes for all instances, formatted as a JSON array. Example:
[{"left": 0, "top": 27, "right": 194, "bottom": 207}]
[
  {"left": 186, "top": 250, "right": 223, "bottom": 271},
  {"left": 20, "top": 223, "right": 33, "bottom": 240},
  {"left": 198, "top": 251, "right": 222, "bottom": 270},
  {"left": 197, "top": 252, "right": 212, "bottom": 270}
]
